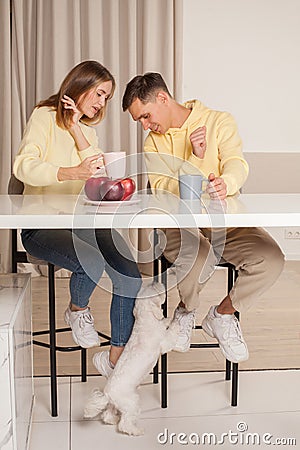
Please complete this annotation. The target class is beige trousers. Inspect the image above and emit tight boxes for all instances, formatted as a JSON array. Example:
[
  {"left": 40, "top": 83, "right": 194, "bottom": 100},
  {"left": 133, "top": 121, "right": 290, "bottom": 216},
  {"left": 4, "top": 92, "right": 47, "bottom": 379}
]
[{"left": 161, "top": 227, "right": 285, "bottom": 313}]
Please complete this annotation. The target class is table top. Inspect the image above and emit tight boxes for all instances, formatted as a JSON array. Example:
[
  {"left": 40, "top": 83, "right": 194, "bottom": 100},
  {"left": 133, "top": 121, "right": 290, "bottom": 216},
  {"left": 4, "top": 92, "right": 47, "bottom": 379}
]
[{"left": 0, "top": 193, "right": 299, "bottom": 229}]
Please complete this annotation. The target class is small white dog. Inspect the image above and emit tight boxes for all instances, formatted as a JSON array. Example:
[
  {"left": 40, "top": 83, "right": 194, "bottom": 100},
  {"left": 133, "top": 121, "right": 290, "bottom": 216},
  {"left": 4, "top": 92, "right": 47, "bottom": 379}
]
[{"left": 84, "top": 282, "right": 180, "bottom": 436}]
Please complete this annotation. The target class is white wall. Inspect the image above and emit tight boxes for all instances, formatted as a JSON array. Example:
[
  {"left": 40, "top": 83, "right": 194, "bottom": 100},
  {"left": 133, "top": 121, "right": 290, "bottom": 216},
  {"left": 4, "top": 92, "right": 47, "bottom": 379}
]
[
  {"left": 182, "top": 1, "right": 300, "bottom": 258},
  {"left": 182, "top": 0, "right": 300, "bottom": 153}
]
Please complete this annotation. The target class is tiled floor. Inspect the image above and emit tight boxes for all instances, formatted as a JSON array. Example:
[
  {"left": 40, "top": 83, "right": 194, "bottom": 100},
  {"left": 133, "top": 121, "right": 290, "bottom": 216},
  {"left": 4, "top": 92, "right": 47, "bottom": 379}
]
[{"left": 29, "top": 370, "right": 300, "bottom": 450}]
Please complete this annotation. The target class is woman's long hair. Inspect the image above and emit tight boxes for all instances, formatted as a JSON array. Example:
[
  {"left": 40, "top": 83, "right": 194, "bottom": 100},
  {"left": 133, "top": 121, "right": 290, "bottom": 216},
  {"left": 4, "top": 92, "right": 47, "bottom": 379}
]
[{"left": 36, "top": 60, "right": 115, "bottom": 129}]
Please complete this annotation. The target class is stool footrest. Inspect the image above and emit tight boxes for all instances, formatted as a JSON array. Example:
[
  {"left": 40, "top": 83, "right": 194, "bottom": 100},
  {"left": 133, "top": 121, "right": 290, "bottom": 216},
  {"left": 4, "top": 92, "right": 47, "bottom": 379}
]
[
  {"left": 190, "top": 343, "right": 219, "bottom": 348},
  {"left": 33, "top": 328, "right": 111, "bottom": 352},
  {"left": 33, "top": 340, "right": 82, "bottom": 351}
]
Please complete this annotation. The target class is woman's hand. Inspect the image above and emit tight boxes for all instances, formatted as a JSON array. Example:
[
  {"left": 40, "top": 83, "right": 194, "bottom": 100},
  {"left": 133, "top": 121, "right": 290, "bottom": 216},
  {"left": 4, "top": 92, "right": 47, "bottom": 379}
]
[
  {"left": 57, "top": 154, "right": 104, "bottom": 181},
  {"left": 61, "top": 94, "right": 91, "bottom": 151},
  {"left": 61, "top": 95, "right": 81, "bottom": 129},
  {"left": 76, "top": 154, "right": 104, "bottom": 179}
]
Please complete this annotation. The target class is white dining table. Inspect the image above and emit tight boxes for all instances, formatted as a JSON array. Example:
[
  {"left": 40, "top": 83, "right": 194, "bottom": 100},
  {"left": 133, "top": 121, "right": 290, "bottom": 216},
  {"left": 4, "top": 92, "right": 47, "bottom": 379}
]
[
  {"left": 1, "top": 191, "right": 299, "bottom": 415},
  {"left": 0, "top": 192, "right": 300, "bottom": 229}
]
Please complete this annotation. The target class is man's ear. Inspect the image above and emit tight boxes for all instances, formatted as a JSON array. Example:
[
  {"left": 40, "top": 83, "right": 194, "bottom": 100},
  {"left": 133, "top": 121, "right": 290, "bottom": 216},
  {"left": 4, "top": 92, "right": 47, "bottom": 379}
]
[{"left": 156, "top": 91, "right": 169, "bottom": 105}]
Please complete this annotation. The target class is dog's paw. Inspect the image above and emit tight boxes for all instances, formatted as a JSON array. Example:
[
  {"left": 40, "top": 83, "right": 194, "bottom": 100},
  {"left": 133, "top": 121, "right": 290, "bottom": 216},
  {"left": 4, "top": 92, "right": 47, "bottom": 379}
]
[
  {"left": 118, "top": 424, "right": 144, "bottom": 436},
  {"left": 169, "top": 317, "right": 181, "bottom": 332},
  {"left": 101, "top": 406, "right": 119, "bottom": 425},
  {"left": 118, "top": 414, "right": 144, "bottom": 436},
  {"left": 84, "top": 389, "right": 107, "bottom": 419},
  {"left": 130, "top": 426, "right": 144, "bottom": 436},
  {"left": 83, "top": 406, "right": 100, "bottom": 419},
  {"left": 167, "top": 319, "right": 181, "bottom": 339}
]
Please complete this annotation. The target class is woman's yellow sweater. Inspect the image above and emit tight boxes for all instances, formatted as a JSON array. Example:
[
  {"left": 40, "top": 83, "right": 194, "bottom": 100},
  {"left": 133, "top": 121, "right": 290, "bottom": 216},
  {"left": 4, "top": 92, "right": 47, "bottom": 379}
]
[{"left": 13, "top": 106, "right": 101, "bottom": 194}]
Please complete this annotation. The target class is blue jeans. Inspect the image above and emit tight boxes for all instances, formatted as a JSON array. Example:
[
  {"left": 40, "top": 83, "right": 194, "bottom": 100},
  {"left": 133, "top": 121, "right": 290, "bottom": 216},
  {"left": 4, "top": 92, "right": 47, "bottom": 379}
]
[{"left": 21, "top": 228, "right": 142, "bottom": 346}]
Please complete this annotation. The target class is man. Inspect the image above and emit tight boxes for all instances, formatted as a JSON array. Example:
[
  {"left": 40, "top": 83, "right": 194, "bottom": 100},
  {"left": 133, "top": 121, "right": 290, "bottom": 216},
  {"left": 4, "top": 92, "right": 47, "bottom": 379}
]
[{"left": 122, "top": 73, "right": 284, "bottom": 363}]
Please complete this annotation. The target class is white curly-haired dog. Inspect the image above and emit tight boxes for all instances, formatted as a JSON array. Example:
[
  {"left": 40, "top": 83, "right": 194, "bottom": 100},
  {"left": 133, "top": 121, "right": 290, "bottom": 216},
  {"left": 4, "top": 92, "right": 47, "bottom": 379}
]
[{"left": 84, "top": 281, "right": 180, "bottom": 436}]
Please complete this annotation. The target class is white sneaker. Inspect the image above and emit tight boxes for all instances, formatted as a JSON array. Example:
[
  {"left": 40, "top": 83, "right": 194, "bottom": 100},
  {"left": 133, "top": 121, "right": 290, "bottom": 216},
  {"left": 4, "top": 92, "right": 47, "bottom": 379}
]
[
  {"left": 201, "top": 306, "right": 249, "bottom": 363},
  {"left": 173, "top": 306, "right": 196, "bottom": 352},
  {"left": 64, "top": 306, "right": 100, "bottom": 348},
  {"left": 93, "top": 350, "right": 114, "bottom": 378}
]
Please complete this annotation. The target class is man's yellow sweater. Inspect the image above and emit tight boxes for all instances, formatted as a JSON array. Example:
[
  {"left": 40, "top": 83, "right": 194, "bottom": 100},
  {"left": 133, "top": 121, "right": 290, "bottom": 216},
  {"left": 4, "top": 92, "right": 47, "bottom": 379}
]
[
  {"left": 13, "top": 107, "right": 101, "bottom": 194},
  {"left": 144, "top": 100, "right": 249, "bottom": 196}
]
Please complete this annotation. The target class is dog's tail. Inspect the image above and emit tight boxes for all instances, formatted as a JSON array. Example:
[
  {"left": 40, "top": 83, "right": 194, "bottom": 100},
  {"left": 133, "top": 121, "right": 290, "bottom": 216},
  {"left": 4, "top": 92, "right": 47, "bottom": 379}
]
[{"left": 84, "top": 388, "right": 109, "bottom": 419}]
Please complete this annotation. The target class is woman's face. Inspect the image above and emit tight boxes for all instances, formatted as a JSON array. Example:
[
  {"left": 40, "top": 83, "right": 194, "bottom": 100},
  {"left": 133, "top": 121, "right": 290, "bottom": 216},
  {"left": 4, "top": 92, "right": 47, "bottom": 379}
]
[{"left": 77, "top": 80, "right": 113, "bottom": 118}]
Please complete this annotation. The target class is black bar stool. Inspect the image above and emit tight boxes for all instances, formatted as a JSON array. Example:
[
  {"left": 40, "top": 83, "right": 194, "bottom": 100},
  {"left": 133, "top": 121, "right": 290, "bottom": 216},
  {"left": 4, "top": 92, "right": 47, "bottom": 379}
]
[
  {"left": 152, "top": 233, "right": 239, "bottom": 408},
  {"left": 9, "top": 175, "right": 110, "bottom": 416}
]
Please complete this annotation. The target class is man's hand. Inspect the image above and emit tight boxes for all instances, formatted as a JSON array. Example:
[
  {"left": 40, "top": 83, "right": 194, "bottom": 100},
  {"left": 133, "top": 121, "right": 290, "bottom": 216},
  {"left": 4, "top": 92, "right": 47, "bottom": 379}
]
[
  {"left": 206, "top": 173, "right": 227, "bottom": 200},
  {"left": 190, "top": 126, "right": 207, "bottom": 158}
]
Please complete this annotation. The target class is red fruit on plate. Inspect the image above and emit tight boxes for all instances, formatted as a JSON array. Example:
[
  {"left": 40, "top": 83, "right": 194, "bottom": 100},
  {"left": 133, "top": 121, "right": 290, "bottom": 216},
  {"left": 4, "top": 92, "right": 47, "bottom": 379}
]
[
  {"left": 120, "top": 177, "right": 136, "bottom": 200},
  {"left": 84, "top": 176, "right": 109, "bottom": 201},
  {"left": 99, "top": 179, "right": 125, "bottom": 201}
]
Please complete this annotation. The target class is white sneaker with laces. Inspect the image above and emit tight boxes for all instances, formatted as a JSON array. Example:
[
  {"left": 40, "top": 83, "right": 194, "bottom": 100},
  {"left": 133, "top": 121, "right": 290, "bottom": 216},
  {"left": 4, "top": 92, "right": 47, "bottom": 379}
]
[
  {"left": 173, "top": 306, "right": 196, "bottom": 352},
  {"left": 201, "top": 305, "right": 249, "bottom": 363},
  {"left": 93, "top": 350, "right": 114, "bottom": 378},
  {"left": 64, "top": 306, "right": 100, "bottom": 348}
]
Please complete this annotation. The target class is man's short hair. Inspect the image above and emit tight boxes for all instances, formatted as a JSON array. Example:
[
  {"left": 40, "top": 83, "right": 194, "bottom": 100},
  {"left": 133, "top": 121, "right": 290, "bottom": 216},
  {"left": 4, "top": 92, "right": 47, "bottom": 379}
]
[{"left": 122, "top": 72, "right": 172, "bottom": 111}]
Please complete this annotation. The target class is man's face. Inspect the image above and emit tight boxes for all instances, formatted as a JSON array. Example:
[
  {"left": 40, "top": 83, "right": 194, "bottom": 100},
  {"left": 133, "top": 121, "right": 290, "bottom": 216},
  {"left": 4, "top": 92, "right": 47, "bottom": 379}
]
[{"left": 128, "top": 95, "right": 171, "bottom": 134}]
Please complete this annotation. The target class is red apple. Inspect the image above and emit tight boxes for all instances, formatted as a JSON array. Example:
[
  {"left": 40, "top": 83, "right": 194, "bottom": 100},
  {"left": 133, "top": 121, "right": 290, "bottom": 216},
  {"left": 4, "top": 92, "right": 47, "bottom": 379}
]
[
  {"left": 99, "top": 179, "right": 125, "bottom": 201},
  {"left": 84, "top": 176, "right": 109, "bottom": 201},
  {"left": 120, "top": 177, "right": 136, "bottom": 200}
]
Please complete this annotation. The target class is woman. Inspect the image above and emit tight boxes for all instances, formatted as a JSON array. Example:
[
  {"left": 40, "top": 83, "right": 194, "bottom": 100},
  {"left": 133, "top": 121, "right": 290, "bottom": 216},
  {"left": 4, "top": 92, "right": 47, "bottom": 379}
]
[{"left": 13, "top": 60, "right": 142, "bottom": 376}]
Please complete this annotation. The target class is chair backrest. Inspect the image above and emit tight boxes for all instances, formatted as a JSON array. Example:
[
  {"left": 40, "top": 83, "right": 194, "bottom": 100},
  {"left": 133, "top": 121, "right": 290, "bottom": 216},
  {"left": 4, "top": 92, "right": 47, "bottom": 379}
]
[
  {"left": 8, "top": 174, "right": 59, "bottom": 270},
  {"left": 8, "top": 174, "right": 24, "bottom": 195},
  {"left": 8, "top": 175, "right": 27, "bottom": 271},
  {"left": 146, "top": 180, "right": 152, "bottom": 194}
]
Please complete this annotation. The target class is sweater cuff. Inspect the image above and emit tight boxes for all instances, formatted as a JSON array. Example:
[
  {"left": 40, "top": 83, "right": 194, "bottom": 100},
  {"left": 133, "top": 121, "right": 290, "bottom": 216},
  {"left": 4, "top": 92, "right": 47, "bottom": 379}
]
[
  {"left": 220, "top": 174, "right": 239, "bottom": 196},
  {"left": 78, "top": 146, "right": 100, "bottom": 161},
  {"left": 31, "top": 164, "right": 61, "bottom": 186}
]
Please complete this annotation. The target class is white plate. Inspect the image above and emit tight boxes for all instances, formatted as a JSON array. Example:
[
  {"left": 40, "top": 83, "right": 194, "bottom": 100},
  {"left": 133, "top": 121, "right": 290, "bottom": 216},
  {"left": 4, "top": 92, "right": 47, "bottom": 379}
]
[{"left": 83, "top": 196, "right": 140, "bottom": 206}]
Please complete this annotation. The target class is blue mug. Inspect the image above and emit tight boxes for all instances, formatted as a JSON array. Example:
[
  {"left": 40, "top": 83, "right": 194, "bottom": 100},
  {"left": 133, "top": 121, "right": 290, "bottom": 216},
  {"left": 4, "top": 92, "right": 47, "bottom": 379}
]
[{"left": 179, "top": 174, "right": 207, "bottom": 200}]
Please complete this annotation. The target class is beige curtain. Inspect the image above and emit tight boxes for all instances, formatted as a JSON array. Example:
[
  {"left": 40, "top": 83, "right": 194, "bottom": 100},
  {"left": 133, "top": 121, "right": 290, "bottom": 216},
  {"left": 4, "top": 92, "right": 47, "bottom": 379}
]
[
  {"left": 0, "top": 0, "right": 11, "bottom": 272},
  {"left": 0, "top": 0, "right": 182, "bottom": 273}
]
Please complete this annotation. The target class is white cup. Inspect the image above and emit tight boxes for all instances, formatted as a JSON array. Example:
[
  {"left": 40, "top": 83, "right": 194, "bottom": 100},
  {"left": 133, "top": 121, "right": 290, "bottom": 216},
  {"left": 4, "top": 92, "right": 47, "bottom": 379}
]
[{"left": 103, "top": 151, "right": 126, "bottom": 179}]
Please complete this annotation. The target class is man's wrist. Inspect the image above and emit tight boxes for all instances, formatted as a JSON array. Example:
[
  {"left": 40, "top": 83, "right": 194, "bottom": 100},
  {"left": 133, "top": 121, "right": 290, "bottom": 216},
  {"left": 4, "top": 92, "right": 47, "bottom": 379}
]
[{"left": 192, "top": 146, "right": 206, "bottom": 159}]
